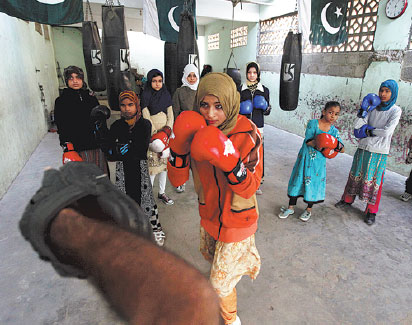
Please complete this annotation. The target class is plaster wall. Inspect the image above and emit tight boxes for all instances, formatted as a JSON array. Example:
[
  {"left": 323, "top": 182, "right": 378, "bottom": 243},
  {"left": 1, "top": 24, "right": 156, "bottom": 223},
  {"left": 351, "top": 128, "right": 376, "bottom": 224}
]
[
  {"left": 203, "top": 20, "right": 258, "bottom": 81},
  {"left": 0, "top": 14, "right": 59, "bottom": 198}
]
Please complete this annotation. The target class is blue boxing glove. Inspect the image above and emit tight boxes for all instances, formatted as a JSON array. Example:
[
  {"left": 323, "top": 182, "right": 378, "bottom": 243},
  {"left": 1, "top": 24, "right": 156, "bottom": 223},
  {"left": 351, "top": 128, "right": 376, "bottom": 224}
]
[
  {"left": 358, "top": 93, "right": 381, "bottom": 118},
  {"left": 239, "top": 99, "right": 253, "bottom": 115},
  {"left": 253, "top": 95, "right": 269, "bottom": 112},
  {"left": 354, "top": 124, "right": 375, "bottom": 139}
]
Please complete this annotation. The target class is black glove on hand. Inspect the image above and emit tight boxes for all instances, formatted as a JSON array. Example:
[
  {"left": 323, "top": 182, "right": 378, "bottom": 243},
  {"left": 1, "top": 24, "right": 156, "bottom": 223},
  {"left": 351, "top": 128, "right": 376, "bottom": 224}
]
[{"left": 19, "top": 162, "right": 152, "bottom": 278}]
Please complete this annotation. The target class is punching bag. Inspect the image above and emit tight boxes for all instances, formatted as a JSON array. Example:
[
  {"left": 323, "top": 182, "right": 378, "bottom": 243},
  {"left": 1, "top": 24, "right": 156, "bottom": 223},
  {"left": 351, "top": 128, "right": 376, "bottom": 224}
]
[
  {"left": 102, "top": 5, "right": 132, "bottom": 111},
  {"left": 176, "top": 9, "right": 199, "bottom": 88},
  {"left": 164, "top": 42, "right": 178, "bottom": 97},
  {"left": 224, "top": 51, "right": 241, "bottom": 89},
  {"left": 82, "top": 21, "right": 106, "bottom": 92},
  {"left": 279, "top": 32, "right": 302, "bottom": 111}
]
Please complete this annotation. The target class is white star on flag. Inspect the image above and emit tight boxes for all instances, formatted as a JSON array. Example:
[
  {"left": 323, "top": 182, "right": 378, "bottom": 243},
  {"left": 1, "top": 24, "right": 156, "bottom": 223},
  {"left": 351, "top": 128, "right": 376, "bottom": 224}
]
[{"left": 334, "top": 7, "right": 343, "bottom": 18}]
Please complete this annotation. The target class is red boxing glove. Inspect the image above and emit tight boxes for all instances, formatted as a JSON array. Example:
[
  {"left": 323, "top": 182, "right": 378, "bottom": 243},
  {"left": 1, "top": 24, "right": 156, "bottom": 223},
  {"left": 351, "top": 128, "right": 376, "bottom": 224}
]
[
  {"left": 322, "top": 148, "right": 339, "bottom": 159},
  {"left": 315, "top": 134, "right": 344, "bottom": 159},
  {"left": 315, "top": 133, "right": 338, "bottom": 150},
  {"left": 191, "top": 126, "right": 247, "bottom": 184},
  {"left": 149, "top": 126, "right": 172, "bottom": 153},
  {"left": 62, "top": 142, "right": 82, "bottom": 164},
  {"left": 167, "top": 111, "right": 206, "bottom": 187}
]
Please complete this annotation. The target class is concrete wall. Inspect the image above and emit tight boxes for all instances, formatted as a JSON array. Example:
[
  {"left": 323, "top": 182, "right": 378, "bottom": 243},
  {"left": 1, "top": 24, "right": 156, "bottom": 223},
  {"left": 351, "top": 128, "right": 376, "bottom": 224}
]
[
  {"left": 202, "top": 2, "right": 412, "bottom": 176},
  {"left": 203, "top": 20, "right": 258, "bottom": 83},
  {"left": 0, "top": 14, "right": 59, "bottom": 198}
]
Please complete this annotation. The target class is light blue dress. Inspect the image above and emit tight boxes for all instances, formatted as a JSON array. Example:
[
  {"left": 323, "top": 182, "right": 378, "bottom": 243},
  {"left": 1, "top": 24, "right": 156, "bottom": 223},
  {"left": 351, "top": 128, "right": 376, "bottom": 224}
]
[{"left": 287, "top": 119, "right": 341, "bottom": 203}]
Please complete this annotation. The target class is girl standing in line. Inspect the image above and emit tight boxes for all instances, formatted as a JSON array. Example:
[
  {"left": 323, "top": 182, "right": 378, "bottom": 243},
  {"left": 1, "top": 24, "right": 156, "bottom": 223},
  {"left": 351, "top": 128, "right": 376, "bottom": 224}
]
[
  {"left": 279, "top": 101, "right": 344, "bottom": 222},
  {"left": 335, "top": 80, "right": 402, "bottom": 225},
  {"left": 141, "top": 69, "right": 174, "bottom": 205},
  {"left": 172, "top": 64, "right": 199, "bottom": 193},
  {"left": 107, "top": 90, "right": 165, "bottom": 246},
  {"left": 239, "top": 62, "right": 271, "bottom": 194}
]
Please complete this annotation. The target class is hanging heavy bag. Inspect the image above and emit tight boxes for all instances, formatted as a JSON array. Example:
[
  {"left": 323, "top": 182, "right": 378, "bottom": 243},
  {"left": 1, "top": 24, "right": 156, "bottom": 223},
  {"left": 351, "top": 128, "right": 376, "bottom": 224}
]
[
  {"left": 224, "top": 51, "right": 241, "bottom": 89},
  {"left": 102, "top": 5, "right": 132, "bottom": 111},
  {"left": 164, "top": 42, "right": 178, "bottom": 97},
  {"left": 279, "top": 32, "right": 302, "bottom": 111},
  {"left": 82, "top": 21, "right": 106, "bottom": 92},
  {"left": 176, "top": 9, "right": 199, "bottom": 88}
]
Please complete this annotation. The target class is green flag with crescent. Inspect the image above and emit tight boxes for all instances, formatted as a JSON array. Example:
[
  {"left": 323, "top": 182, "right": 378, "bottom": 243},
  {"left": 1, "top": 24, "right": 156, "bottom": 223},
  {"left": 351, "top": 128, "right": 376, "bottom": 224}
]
[
  {"left": 143, "top": 0, "right": 197, "bottom": 43},
  {"left": 0, "top": 0, "right": 83, "bottom": 25},
  {"left": 309, "top": 0, "right": 347, "bottom": 46}
]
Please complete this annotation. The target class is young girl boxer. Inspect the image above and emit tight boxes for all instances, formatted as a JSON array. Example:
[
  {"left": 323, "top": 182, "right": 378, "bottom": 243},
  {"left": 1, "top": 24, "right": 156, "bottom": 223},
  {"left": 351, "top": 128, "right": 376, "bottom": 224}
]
[
  {"left": 107, "top": 90, "right": 165, "bottom": 246},
  {"left": 336, "top": 80, "right": 402, "bottom": 225},
  {"left": 167, "top": 73, "right": 263, "bottom": 325},
  {"left": 279, "top": 101, "right": 344, "bottom": 222},
  {"left": 172, "top": 63, "right": 199, "bottom": 193},
  {"left": 141, "top": 69, "right": 174, "bottom": 205},
  {"left": 239, "top": 62, "right": 270, "bottom": 194}
]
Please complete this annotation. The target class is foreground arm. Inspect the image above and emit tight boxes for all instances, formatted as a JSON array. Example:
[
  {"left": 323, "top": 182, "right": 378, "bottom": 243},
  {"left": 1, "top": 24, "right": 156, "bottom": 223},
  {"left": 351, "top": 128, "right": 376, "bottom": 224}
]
[{"left": 50, "top": 208, "right": 221, "bottom": 325}]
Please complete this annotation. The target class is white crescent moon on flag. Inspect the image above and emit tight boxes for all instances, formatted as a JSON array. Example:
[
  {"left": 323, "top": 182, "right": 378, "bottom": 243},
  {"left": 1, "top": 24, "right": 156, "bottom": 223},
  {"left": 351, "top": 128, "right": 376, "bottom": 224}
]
[
  {"left": 168, "top": 6, "right": 180, "bottom": 32},
  {"left": 35, "top": 0, "right": 65, "bottom": 4},
  {"left": 321, "top": 2, "right": 340, "bottom": 34}
]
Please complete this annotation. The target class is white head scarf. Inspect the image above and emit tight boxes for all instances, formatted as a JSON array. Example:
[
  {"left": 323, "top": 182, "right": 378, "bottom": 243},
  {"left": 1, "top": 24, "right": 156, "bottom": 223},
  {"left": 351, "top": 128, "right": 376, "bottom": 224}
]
[{"left": 181, "top": 64, "right": 199, "bottom": 91}]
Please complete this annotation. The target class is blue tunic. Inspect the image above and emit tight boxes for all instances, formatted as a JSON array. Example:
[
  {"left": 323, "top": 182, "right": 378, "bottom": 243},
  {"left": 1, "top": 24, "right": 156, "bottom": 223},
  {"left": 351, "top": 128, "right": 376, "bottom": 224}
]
[{"left": 287, "top": 119, "right": 341, "bottom": 203}]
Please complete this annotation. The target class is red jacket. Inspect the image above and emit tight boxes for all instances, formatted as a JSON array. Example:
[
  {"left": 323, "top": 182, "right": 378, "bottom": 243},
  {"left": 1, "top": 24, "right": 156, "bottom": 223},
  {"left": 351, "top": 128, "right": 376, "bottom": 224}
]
[{"left": 191, "top": 115, "right": 263, "bottom": 243}]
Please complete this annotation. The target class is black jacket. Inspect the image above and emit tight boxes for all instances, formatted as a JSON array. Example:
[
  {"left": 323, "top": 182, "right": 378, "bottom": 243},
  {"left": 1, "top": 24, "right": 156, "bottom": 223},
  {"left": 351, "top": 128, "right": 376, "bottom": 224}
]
[
  {"left": 54, "top": 88, "right": 99, "bottom": 151},
  {"left": 238, "top": 83, "right": 270, "bottom": 129},
  {"left": 107, "top": 117, "right": 152, "bottom": 162}
]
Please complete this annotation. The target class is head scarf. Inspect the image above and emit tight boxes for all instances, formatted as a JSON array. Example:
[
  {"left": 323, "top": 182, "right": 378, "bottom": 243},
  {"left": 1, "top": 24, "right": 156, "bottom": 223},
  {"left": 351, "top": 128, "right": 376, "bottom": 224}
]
[
  {"left": 246, "top": 61, "right": 260, "bottom": 83},
  {"left": 195, "top": 72, "right": 240, "bottom": 135},
  {"left": 378, "top": 79, "right": 398, "bottom": 111},
  {"left": 119, "top": 90, "right": 141, "bottom": 122},
  {"left": 64, "top": 66, "right": 84, "bottom": 86},
  {"left": 200, "top": 64, "right": 213, "bottom": 78},
  {"left": 181, "top": 64, "right": 199, "bottom": 91},
  {"left": 140, "top": 69, "right": 172, "bottom": 115}
]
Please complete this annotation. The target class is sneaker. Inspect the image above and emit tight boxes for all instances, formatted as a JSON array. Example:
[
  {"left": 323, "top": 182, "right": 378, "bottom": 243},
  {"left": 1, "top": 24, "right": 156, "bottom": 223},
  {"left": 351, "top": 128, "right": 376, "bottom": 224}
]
[
  {"left": 232, "top": 316, "right": 241, "bottom": 325},
  {"left": 153, "top": 230, "right": 165, "bottom": 246},
  {"left": 364, "top": 212, "right": 376, "bottom": 226},
  {"left": 299, "top": 210, "right": 311, "bottom": 222},
  {"left": 335, "top": 200, "right": 352, "bottom": 209},
  {"left": 400, "top": 192, "right": 412, "bottom": 202},
  {"left": 256, "top": 187, "right": 263, "bottom": 195},
  {"left": 158, "top": 193, "right": 174, "bottom": 205},
  {"left": 176, "top": 184, "right": 185, "bottom": 193},
  {"left": 278, "top": 207, "right": 294, "bottom": 219}
]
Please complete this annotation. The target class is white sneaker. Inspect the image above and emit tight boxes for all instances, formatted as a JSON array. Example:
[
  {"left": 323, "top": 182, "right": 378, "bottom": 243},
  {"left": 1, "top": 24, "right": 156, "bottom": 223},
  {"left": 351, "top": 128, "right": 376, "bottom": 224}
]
[
  {"left": 153, "top": 230, "right": 165, "bottom": 246},
  {"left": 176, "top": 184, "right": 185, "bottom": 193},
  {"left": 400, "top": 192, "right": 412, "bottom": 202},
  {"left": 299, "top": 210, "right": 311, "bottom": 222},
  {"left": 256, "top": 187, "right": 263, "bottom": 195},
  {"left": 278, "top": 207, "right": 294, "bottom": 219},
  {"left": 231, "top": 316, "right": 241, "bottom": 325}
]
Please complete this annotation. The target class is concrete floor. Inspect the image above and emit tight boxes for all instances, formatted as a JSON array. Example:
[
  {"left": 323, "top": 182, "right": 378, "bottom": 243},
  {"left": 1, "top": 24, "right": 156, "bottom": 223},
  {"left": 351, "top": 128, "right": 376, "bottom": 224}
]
[{"left": 0, "top": 125, "right": 411, "bottom": 324}]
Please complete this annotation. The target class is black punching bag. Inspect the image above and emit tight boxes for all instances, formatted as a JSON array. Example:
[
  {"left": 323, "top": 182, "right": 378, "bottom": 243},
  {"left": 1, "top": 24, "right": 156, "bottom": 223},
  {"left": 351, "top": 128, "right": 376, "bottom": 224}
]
[
  {"left": 279, "top": 32, "right": 302, "bottom": 111},
  {"left": 164, "top": 42, "right": 178, "bottom": 97},
  {"left": 176, "top": 9, "right": 199, "bottom": 88},
  {"left": 82, "top": 21, "right": 106, "bottom": 92},
  {"left": 224, "top": 51, "right": 241, "bottom": 89},
  {"left": 102, "top": 5, "right": 132, "bottom": 111}
]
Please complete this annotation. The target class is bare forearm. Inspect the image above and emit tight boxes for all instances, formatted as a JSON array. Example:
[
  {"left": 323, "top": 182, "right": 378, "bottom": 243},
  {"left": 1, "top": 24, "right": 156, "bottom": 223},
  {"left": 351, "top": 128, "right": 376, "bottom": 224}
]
[{"left": 50, "top": 209, "right": 221, "bottom": 324}]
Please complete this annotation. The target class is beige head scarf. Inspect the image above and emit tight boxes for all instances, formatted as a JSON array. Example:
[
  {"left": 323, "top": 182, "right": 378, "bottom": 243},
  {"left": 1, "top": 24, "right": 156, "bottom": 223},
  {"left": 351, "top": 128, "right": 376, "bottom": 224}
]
[{"left": 194, "top": 72, "right": 240, "bottom": 135}]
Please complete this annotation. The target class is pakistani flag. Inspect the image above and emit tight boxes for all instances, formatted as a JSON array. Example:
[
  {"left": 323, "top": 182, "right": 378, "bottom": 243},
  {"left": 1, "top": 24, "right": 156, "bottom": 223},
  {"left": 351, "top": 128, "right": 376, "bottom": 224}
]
[
  {"left": 0, "top": 0, "right": 83, "bottom": 25},
  {"left": 143, "top": 0, "right": 197, "bottom": 43},
  {"left": 298, "top": 0, "right": 347, "bottom": 46}
]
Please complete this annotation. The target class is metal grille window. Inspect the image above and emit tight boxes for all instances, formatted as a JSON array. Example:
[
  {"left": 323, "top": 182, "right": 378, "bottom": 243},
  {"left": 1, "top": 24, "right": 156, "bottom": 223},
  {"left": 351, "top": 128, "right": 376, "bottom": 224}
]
[
  {"left": 259, "top": 0, "right": 379, "bottom": 55},
  {"left": 208, "top": 33, "right": 220, "bottom": 50},
  {"left": 231, "top": 26, "right": 248, "bottom": 48}
]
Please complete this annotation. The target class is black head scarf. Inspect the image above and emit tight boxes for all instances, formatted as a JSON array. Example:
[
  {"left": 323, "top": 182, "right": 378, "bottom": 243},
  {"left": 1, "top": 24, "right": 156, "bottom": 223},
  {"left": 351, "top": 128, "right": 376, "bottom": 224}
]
[{"left": 140, "top": 69, "right": 172, "bottom": 115}]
